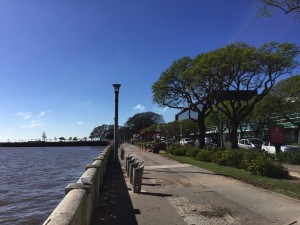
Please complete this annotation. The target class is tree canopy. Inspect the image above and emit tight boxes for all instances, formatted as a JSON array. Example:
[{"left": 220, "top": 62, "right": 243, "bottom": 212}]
[
  {"left": 124, "top": 111, "right": 164, "bottom": 135},
  {"left": 212, "top": 42, "right": 299, "bottom": 147},
  {"left": 90, "top": 124, "right": 114, "bottom": 140},
  {"left": 152, "top": 54, "right": 220, "bottom": 148},
  {"left": 153, "top": 42, "right": 299, "bottom": 148},
  {"left": 270, "top": 75, "right": 300, "bottom": 127}
]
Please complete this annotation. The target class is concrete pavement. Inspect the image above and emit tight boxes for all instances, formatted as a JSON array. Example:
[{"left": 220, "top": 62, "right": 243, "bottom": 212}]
[{"left": 92, "top": 143, "right": 300, "bottom": 225}]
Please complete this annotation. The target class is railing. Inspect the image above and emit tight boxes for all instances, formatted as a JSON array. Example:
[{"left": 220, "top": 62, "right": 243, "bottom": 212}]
[{"left": 42, "top": 144, "right": 112, "bottom": 225}]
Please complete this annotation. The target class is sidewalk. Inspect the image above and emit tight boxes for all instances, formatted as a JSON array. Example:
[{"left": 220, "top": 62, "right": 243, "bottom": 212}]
[{"left": 92, "top": 143, "right": 300, "bottom": 225}]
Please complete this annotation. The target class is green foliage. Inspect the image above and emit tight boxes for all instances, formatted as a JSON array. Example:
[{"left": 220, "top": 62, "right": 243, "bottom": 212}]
[
  {"left": 125, "top": 111, "right": 164, "bottom": 134},
  {"left": 168, "top": 144, "right": 289, "bottom": 178},
  {"left": 195, "top": 149, "right": 214, "bottom": 162},
  {"left": 240, "top": 149, "right": 265, "bottom": 169},
  {"left": 173, "top": 148, "right": 187, "bottom": 156},
  {"left": 278, "top": 151, "right": 300, "bottom": 164},
  {"left": 185, "top": 147, "right": 200, "bottom": 158},
  {"left": 153, "top": 42, "right": 299, "bottom": 149},
  {"left": 166, "top": 144, "right": 179, "bottom": 155},
  {"left": 212, "top": 149, "right": 244, "bottom": 168},
  {"left": 90, "top": 124, "right": 114, "bottom": 140},
  {"left": 247, "top": 155, "right": 289, "bottom": 178},
  {"left": 168, "top": 144, "right": 199, "bottom": 157},
  {"left": 162, "top": 153, "right": 300, "bottom": 200}
]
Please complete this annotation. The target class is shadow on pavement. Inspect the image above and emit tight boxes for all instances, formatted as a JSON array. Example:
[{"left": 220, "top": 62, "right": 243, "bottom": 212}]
[
  {"left": 91, "top": 159, "right": 138, "bottom": 225},
  {"left": 138, "top": 192, "right": 173, "bottom": 197}
]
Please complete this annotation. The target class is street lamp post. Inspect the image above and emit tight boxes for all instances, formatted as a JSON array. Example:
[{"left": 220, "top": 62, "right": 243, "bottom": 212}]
[{"left": 113, "top": 84, "right": 121, "bottom": 167}]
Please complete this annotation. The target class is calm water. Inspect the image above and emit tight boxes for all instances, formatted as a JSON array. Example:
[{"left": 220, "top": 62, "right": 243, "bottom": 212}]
[{"left": 0, "top": 146, "right": 105, "bottom": 225}]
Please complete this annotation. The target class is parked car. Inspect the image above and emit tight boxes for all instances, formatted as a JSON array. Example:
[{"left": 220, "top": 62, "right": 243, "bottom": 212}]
[
  {"left": 194, "top": 137, "right": 220, "bottom": 147},
  {"left": 205, "top": 137, "right": 220, "bottom": 147},
  {"left": 261, "top": 141, "right": 300, "bottom": 154},
  {"left": 179, "top": 138, "right": 194, "bottom": 146},
  {"left": 238, "top": 138, "right": 263, "bottom": 150}
]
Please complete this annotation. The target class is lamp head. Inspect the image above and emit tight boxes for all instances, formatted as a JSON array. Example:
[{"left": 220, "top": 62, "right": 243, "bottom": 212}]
[{"left": 113, "top": 84, "right": 121, "bottom": 92}]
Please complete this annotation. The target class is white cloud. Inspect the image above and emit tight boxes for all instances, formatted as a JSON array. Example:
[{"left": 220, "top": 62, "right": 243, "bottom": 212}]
[
  {"left": 38, "top": 109, "right": 51, "bottom": 118},
  {"left": 77, "top": 121, "right": 83, "bottom": 125},
  {"left": 133, "top": 104, "right": 146, "bottom": 111},
  {"left": 38, "top": 111, "right": 46, "bottom": 118},
  {"left": 16, "top": 112, "right": 31, "bottom": 120},
  {"left": 29, "top": 122, "right": 42, "bottom": 128},
  {"left": 153, "top": 106, "right": 170, "bottom": 113},
  {"left": 19, "top": 121, "right": 42, "bottom": 129},
  {"left": 16, "top": 109, "right": 51, "bottom": 129}
]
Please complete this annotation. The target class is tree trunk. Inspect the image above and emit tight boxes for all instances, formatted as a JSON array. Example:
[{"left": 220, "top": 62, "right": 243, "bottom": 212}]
[
  {"left": 197, "top": 118, "right": 206, "bottom": 149},
  {"left": 254, "top": 127, "right": 260, "bottom": 138},
  {"left": 230, "top": 122, "right": 239, "bottom": 148}
]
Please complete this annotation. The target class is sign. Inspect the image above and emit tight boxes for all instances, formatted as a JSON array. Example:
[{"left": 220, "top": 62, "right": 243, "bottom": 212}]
[
  {"left": 175, "top": 101, "right": 203, "bottom": 121},
  {"left": 214, "top": 90, "right": 257, "bottom": 101},
  {"left": 269, "top": 125, "right": 285, "bottom": 145}
]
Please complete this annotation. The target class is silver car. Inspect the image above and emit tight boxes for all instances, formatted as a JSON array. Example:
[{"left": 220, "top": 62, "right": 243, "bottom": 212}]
[
  {"left": 238, "top": 138, "right": 263, "bottom": 150},
  {"left": 179, "top": 138, "right": 194, "bottom": 146}
]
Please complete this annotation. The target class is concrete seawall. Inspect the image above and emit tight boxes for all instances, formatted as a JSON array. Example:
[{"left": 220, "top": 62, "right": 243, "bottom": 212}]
[{"left": 42, "top": 144, "right": 113, "bottom": 225}]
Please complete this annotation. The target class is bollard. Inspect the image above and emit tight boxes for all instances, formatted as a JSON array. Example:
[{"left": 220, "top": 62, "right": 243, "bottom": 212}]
[
  {"left": 133, "top": 163, "right": 144, "bottom": 193},
  {"left": 127, "top": 157, "right": 135, "bottom": 176},
  {"left": 120, "top": 147, "right": 125, "bottom": 160},
  {"left": 125, "top": 154, "right": 134, "bottom": 173},
  {"left": 129, "top": 161, "right": 139, "bottom": 184},
  {"left": 128, "top": 158, "right": 136, "bottom": 178}
]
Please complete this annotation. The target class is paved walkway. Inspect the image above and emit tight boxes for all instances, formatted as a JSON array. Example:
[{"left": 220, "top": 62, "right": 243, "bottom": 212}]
[{"left": 92, "top": 143, "right": 300, "bottom": 225}]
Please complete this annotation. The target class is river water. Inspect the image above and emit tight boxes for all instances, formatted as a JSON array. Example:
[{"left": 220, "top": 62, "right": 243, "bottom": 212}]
[{"left": 0, "top": 146, "right": 105, "bottom": 225}]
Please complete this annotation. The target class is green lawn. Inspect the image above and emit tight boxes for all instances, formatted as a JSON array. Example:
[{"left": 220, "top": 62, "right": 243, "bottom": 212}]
[{"left": 161, "top": 153, "right": 300, "bottom": 200}]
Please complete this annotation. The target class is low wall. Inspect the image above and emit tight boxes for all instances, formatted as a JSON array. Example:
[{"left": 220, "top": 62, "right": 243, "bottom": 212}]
[{"left": 42, "top": 144, "right": 113, "bottom": 225}]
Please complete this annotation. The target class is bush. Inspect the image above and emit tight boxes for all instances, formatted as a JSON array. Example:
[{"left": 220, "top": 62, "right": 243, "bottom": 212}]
[
  {"left": 166, "top": 144, "right": 180, "bottom": 155},
  {"left": 173, "top": 147, "right": 187, "bottom": 156},
  {"left": 195, "top": 149, "right": 214, "bottom": 162},
  {"left": 166, "top": 144, "right": 289, "bottom": 179},
  {"left": 241, "top": 149, "right": 264, "bottom": 171},
  {"left": 186, "top": 147, "right": 200, "bottom": 158},
  {"left": 277, "top": 151, "right": 300, "bottom": 165},
  {"left": 247, "top": 155, "right": 289, "bottom": 178},
  {"left": 213, "top": 149, "right": 244, "bottom": 168}
]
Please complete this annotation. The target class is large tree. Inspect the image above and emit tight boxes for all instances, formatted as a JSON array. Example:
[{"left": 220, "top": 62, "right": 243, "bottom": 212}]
[
  {"left": 213, "top": 42, "right": 299, "bottom": 148},
  {"left": 270, "top": 75, "right": 300, "bottom": 141},
  {"left": 153, "top": 42, "right": 299, "bottom": 149},
  {"left": 152, "top": 55, "right": 219, "bottom": 148},
  {"left": 90, "top": 124, "right": 114, "bottom": 140},
  {"left": 124, "top": 112, "right": 164, "bottom": 135}
]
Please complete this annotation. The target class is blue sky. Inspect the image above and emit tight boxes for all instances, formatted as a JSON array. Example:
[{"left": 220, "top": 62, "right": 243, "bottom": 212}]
[{"left": 0, "top": 0, "right": 299, "bottom": 141}]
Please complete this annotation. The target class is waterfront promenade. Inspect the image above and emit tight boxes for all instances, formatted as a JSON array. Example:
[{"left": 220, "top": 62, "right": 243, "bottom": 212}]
[{"left": 92, "top": 143, "right": 300, "bottom": 225}]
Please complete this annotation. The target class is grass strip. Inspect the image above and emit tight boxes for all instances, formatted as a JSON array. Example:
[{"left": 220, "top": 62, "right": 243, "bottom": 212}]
[{"left": 161, "top": 153, "right": 300, "bottom": 200}]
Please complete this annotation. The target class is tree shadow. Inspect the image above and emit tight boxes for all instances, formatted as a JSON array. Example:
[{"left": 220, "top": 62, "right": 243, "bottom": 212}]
[
  {"left": 138, "top": 191, "right": 173, "bottom": 197},
  {"left": 141, "top": 183, "right": 161, "bottom": 187}
]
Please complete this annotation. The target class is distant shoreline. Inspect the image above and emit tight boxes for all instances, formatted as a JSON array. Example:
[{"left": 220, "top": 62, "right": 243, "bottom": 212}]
[{"left": 0, "top": 140, "right": 109, "bottom": 147}]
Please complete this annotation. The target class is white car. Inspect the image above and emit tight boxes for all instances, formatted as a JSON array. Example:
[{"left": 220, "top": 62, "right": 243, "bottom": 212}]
[
  {"left": 238, "top": 138, "right": 263, "bottom": 150},
  {"left": 179, "top": 138, "right": 194, "bottom": 146},
  {"left": 261, "top": 141, "right": 300, "bottom": 154}
]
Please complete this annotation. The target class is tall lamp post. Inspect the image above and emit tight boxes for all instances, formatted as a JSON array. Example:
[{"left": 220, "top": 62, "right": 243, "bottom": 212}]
[{"left": 113, "top": 84, "right": 121, "bottom": 166}]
